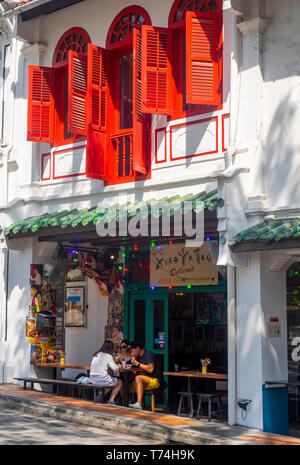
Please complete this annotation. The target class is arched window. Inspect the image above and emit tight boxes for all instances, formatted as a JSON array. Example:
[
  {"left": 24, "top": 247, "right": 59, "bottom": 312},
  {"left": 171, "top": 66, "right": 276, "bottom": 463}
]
[
  {"left": 27, "top": 27, "right": 91, "bottom": 147},
  {"left": 101, "top": 6, "right": 152, "bottom": 183},
  {"left": 106, "top": 6, "right": 151, "bottom": 50},
  {"left": 169, "top": 0, "right": 219, "bottom": 26},
  {"left": 53, "top": 27, "right": 91, "bottom": 67}
]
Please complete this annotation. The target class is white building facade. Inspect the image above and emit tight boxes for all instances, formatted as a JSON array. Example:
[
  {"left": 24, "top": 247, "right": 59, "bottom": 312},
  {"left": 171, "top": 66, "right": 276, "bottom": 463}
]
[{"left": 0, "top": 0, "right": 299, "bottom": 433}]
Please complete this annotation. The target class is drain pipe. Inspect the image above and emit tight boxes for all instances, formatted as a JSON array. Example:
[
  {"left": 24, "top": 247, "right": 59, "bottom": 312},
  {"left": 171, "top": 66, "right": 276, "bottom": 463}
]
[{"left": 227, "top": 265, "right": 237, "bottom": 425}]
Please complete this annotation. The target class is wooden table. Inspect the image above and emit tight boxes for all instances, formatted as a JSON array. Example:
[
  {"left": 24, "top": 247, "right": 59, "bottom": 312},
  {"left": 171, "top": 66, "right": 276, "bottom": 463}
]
[
  {"left": 33, "top": 363, "right": 136, "bottom": 406},
  {"left": 32, "top": 363, "right": 90, "bottom": 378},
  {"left": 164, "top": 371, "right": 228, "bottom": 392}
]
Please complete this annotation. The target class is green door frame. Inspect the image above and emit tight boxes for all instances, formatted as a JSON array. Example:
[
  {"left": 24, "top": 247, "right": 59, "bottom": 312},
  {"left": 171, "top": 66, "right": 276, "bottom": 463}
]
[
  {"left": 128, "top": 293, "right": 168, "bottom": 373},
  {"left": 124, "top": 281, "right": 227, "bottom": 365}
]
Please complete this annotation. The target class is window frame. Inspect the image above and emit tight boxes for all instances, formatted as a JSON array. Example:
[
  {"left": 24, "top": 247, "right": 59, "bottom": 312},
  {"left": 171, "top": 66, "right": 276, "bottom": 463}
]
[
  {"left": 168, "top": 0, "right": 223, "bottom": 121},
  {"left": 105, "top": 6, "right": 152, "bottom": 185},
  {"left": 52, "top": 27, "right": 91, "bottom": 147}
]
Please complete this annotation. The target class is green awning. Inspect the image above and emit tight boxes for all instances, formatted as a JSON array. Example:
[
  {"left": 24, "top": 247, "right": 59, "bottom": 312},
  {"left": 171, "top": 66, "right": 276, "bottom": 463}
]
[
  {"left": 229, "top": 218, "right": 300, "bottom": 252},
  {"left": 5, "top": 189, "right": 224, "bottom": 241}
]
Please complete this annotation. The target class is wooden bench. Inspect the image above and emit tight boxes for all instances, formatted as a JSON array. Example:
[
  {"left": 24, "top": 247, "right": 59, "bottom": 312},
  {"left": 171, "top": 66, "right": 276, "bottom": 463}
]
[{"left": 14, "top": 377, "right": 108, "bottom": 403}]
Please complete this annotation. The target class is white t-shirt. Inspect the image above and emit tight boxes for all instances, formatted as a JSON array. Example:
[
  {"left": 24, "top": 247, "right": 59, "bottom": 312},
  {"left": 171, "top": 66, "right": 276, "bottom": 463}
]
[{"left": 90, "top": 352, "right": 119, "bottom": 377}]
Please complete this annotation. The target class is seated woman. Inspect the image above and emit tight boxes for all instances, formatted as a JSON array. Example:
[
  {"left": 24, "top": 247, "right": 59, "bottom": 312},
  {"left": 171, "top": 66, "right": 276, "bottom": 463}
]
[
  {"left": 114, "top": 339, "right": 132, "bottom": 367},
  {"left": 90, "top": 340, "right": 122, "bottom": 405}
]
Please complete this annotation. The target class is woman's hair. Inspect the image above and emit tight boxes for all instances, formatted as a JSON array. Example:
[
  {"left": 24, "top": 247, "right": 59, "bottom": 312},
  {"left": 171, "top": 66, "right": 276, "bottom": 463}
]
[
  {"left": 93, "top": 340, "right": 115, "bottom": 357},
  {"left": 120, "top": 339, "right": 129, "bottom": 346}
]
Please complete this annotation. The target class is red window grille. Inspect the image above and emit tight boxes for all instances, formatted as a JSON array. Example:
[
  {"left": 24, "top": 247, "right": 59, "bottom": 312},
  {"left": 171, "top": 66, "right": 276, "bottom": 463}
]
[
  {"left": 53, "top": 27, "right": 91, "bottom": 67},
  {"left": 106, "top": 6, "right": 151, "bottom": 50},
  {"left": 169, "top": 0, "right": 219, "bottom": 26}
]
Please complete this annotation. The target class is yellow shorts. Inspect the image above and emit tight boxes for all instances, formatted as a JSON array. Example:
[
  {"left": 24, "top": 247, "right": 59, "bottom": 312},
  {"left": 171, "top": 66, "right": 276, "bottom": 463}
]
[{"left": 133, "top": 377, "right": 160, "bottom": 390}]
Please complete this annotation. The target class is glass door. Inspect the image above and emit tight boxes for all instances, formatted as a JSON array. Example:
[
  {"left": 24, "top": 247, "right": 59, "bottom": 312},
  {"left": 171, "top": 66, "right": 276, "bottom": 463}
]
[{"left": 129, "top": 293, "right": 168, "bottom": 378}]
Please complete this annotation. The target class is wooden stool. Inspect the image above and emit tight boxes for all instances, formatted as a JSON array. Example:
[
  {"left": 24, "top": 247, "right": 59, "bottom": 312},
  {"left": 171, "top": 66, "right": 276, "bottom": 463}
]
[
  {"left": 144, "top": 388, "right": 169, "bottom": 412},
  {"left": 196, "top": 393, "right": 223, "bottom": 421},
  {"left": 177, "top": 391, "right": 194, "bottom": 417}
]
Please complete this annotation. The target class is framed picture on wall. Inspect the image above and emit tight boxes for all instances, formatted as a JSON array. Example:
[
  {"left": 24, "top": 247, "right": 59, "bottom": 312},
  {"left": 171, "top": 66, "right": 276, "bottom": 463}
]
[{"left": 65, "top": 286, "right": 85, "bottom": 327}]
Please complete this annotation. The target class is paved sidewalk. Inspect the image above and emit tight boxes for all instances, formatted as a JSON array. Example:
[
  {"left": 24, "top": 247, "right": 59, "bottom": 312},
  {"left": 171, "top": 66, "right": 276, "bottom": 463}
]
[{"left": 0, "top": 384, "right": 299, "bottom": 445}]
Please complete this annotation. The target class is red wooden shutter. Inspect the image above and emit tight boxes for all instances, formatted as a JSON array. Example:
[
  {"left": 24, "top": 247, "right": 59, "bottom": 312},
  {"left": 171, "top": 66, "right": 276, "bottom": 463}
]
[
  {"left": 186, "top": 12, "right": 219, "bottom": 105},
  {"left": 85, "top": 44, "right": 108, "bottom": 180},
  {"left": 68, "top": 51, "right": 87, "bottom": 135},
  {"left": 141, "top": 26, "right": 172, "bottom": 115},
  {"left": 27, "top": 65, "right": 55, "bottom": 142},
  {"left": 133, "top": 28, "right": 149, "bottom": 174}
]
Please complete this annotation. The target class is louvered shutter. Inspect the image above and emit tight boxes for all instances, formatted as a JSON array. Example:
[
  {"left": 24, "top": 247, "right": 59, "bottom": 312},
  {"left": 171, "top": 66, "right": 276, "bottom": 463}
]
[
  {"left": 86, "top": 44, "right": 108, "bottom": 180},
  {"left": 68, "top": 51, "right": 87, "bottom": 135},
  {"left": 27, "top": 65, "right": 55, "bottom": 142},
  {"left": 141, "top": 26, "right": 172, "bottom": 115},
  {"left": 186, "top": 12, "right": 219, "bottom": 105},
  {"left": 133, "top": 28, "right": 150, "bottom": 174}
]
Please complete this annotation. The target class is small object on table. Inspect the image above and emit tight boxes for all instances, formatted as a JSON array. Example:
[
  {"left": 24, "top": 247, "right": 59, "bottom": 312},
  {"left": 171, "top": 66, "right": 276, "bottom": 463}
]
[{"left": 200, "top": 358, "right": 211, "bottom": 375}]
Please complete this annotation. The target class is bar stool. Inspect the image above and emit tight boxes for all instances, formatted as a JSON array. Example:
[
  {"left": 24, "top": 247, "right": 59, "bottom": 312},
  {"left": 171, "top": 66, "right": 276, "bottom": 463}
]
[
  {"left": 196, "top": 393, "right": 223, "bottom": 421},
  {"left": 177, "top": 391, "right": 194, "bottom": 417}
]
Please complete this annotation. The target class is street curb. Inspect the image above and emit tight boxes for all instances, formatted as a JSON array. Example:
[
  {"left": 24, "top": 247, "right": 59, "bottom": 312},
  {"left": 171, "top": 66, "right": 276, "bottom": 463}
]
[{"left": 0, "top": 391, "right": 236, "bottom": 445}]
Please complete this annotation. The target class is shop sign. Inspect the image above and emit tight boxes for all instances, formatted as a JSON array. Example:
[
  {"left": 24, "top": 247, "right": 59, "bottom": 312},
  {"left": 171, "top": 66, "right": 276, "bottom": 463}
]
[{"left": 150, "top": 243, "right": 218, "bottom": 287}]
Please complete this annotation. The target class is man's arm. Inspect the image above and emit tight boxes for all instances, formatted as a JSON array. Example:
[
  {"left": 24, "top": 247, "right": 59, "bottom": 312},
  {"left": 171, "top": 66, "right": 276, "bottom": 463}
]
[{"left": 131, "top": 357, "right": 154, "bottom": 374}]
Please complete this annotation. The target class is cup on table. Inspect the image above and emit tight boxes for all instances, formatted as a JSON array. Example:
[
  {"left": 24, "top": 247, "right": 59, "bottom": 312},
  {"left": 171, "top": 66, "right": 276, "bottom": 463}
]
[
  {"left": 121, "top": 360, "right": 127, "bottom": 369},
  {"left": 174, "top": 364, "right": 179, "bottom": 372}
]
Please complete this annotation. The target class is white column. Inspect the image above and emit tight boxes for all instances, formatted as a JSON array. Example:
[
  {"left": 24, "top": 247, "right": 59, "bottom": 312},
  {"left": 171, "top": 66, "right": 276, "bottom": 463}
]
[
  {"left": 227, "top": 265, "right": 237, "bottom": 425},
  {"left": 236, "top": 251, "right": 287, "bottom": 429}
]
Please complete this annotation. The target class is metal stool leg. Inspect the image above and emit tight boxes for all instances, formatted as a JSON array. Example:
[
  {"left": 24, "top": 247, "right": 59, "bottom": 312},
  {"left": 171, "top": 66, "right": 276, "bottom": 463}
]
[
  {"left": 216, "top": 396, "right": 223, "bottom": 419},
  {"left": 190, "top": 394, "right": 194, "bottom": 417},
  {"left": 196, "top": 396, "right": 202, "bottom": 417},
  {"left": 177, "top": 394, "right": 183, "bottom": 416}
]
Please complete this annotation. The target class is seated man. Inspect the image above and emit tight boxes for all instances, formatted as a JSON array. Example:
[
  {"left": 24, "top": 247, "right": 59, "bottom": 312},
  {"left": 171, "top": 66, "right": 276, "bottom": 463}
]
[{"left": 128, "top": 341, "right": 161, "bottom": 410}]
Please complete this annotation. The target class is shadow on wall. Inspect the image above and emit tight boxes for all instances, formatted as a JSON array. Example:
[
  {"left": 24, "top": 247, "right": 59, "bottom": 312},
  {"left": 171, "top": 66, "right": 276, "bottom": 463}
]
[{"left": 264, "top": 91, "right": 300, "bottom": 209}]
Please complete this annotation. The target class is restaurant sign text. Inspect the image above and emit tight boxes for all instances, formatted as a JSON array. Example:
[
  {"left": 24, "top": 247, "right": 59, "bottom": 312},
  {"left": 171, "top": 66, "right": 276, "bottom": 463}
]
[{"left": 150, "top": 243, "right": 218, "bottom": 287}]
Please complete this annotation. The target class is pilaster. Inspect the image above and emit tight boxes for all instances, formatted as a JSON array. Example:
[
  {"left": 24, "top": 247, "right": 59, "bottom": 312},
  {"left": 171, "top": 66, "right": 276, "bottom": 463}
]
[{"left": 237, "top": 17, "right": 270, "bottom": 217}]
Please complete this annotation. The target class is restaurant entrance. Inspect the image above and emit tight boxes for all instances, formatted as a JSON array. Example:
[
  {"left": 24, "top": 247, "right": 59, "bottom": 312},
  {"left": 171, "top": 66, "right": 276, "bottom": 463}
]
[
  {"left": 129, "top": 293, "right": 168, "bottom": 380},
  {"left": 127, "top": 285, "right": 228, "bottom": 413}
]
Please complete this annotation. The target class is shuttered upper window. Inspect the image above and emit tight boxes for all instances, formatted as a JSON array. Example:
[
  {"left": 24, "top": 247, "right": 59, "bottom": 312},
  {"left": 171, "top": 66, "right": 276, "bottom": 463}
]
[
  {"left": 27, "top": 28, "right": 91, "bottom": 146},
  {"left": 168, "top": 0, "right": 222, "bottom": 119},
  {"left": 102, "top": 6, "right": 152, "bottom": 184}
]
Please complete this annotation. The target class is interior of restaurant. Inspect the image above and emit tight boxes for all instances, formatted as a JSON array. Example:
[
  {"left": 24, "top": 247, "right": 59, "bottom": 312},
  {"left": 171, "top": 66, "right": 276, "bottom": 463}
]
[
  {"left": 286, "top": 262, "right": 300, "bottom": 435},
  {"left": 167, "top": 291, "right": 228, "bottom": 412}
]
